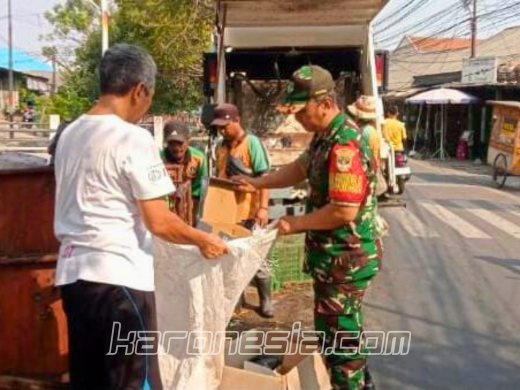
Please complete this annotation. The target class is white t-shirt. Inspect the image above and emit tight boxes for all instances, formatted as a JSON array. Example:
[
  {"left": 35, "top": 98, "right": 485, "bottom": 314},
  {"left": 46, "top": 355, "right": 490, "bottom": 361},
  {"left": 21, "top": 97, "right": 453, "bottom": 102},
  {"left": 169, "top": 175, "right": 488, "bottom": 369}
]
[{"left": 54, "top": 114, "right": 175, "bottom": 291}]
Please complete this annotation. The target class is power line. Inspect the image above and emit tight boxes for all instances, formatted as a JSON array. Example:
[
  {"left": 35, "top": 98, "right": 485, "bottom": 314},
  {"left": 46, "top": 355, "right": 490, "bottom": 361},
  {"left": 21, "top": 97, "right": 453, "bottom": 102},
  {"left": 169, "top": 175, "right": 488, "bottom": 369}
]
[
  {"left": 0, "top": 12, "right": 41, "bottom": 19},
  {"left": 390, "top": 22, "right": 520, "bottom": 64},
  {"left": 386, "top": 4, "right": 520, "bottom": 91},
  {"left": 375, "top": 0, "right": 432, "bottom": 29},
  {"left": 473, "top": 5, "right": 520, "bottom": 34},
  {"left": 380, "top": 10, "right": 470, "bottom": 54},
  {"left": 377, "top": 0, "right": 520, "bottom": 50},
  {"left": 375, "top": 3, "right": 467, "bottom": 46},
  {"left": 470, "top": 0, "right": 477, "bottom": 58},
  {"left": 375, "top": 2, "right": 466, "bottom": 39},
  {"left": 377, "top": 0, "right": 520, "bottom": 49},
  {"left": 391, "top": 34, "right": 520, "bottom": 64}
]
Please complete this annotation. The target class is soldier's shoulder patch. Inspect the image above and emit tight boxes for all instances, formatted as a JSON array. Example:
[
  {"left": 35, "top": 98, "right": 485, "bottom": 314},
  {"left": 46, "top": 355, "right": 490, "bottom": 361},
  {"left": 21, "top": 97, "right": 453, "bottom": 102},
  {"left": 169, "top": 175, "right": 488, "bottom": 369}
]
[
  {"left": 186, "top": 161, "right": 198, "bottom": 178},
  {"left": 334, "top": 147, "right": 355, "bottom": 172},
  {"left": 328, "top": 143, "right": 367, "bottom": 205}
]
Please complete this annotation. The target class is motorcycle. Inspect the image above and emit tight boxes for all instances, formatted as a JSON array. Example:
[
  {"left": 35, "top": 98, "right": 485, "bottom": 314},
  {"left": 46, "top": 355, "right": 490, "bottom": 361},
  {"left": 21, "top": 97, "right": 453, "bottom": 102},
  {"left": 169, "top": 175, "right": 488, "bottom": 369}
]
[
  {"left": 380, "top": 141, "right": 412, "bottom": 196},
  {"left": 393, "top": 151, "right": 412, "bottom": 195}
]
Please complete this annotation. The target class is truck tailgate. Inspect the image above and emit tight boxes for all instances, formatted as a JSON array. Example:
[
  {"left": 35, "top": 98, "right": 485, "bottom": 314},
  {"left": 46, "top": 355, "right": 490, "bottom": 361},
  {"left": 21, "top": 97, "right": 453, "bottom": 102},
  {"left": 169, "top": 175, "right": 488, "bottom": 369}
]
[
  {"left": 218, "top": 0, "right": 388, "bottom": 48},
  {"left": 221, "top": 0, "right": 388, "bottom": 27}
]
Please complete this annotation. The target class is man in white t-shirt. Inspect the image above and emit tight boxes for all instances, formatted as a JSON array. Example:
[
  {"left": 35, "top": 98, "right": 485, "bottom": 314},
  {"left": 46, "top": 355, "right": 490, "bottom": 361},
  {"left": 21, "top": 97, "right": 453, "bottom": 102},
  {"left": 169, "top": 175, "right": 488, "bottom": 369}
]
[{"left": 54, "top": 44, "right": 228, "bottom": 390}]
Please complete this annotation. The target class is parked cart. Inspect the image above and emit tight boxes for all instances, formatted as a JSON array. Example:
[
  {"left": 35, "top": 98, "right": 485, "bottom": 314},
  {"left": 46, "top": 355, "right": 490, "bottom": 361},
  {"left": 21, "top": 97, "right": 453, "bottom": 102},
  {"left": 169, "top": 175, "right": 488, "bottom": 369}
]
[{"left": 487, "top": 101, "right": 520, "bottom": 188}]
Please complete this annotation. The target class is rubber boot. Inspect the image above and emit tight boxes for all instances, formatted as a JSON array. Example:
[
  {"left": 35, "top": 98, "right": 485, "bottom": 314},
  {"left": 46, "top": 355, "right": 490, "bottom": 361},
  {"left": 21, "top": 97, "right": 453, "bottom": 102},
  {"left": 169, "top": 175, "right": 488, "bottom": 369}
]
[
  {"left": 254, "top": 276, "right": 274, "bottom": 318},
  {"left": 363, "top": 365, "right": 376, "bottom": 390}
]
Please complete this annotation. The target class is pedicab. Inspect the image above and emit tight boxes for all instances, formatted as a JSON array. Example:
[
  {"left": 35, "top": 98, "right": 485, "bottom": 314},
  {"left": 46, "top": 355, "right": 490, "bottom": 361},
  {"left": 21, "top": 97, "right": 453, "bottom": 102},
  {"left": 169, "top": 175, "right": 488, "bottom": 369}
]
[{"left": 487, "top": 101, "right": 520, "bottom": 188}]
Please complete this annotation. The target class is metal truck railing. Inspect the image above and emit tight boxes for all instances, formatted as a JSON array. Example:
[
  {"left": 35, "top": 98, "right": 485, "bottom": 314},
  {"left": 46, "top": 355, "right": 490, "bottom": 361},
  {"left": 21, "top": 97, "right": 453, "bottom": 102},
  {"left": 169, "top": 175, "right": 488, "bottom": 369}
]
[{"left": 0, "top": 122, "right": 57, "bottom": 153}]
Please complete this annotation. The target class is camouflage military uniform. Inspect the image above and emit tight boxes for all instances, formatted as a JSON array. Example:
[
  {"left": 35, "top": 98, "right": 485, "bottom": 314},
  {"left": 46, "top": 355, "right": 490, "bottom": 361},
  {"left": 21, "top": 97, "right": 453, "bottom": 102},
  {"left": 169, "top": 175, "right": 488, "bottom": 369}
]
[{"left": 300, "top": 113, "right": 382, "bottom": 389}]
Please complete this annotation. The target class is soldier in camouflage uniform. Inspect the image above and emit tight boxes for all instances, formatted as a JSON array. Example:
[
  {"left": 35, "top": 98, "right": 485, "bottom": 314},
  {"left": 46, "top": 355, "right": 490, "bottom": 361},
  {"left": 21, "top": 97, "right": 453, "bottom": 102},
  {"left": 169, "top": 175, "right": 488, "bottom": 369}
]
[{"left": 234, "top": 65, "right": 382, "bottom": 390}]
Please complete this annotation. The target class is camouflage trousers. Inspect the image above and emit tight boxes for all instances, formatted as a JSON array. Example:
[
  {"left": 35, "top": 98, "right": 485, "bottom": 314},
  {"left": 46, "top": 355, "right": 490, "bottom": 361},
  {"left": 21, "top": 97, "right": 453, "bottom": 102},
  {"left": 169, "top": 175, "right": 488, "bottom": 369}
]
[{"left": 313, "top": 274, "right": 377, "bottom": 390}]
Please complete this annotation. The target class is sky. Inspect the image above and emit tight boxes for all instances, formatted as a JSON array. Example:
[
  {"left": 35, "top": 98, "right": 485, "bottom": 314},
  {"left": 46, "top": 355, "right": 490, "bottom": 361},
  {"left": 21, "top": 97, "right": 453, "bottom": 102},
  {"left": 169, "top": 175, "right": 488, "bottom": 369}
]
[
  {"left": 0, "top": 0, "right": 57, "bottom": 63},
  {"left": 1, "top": 0, "right": 520, "bottom": 62},
  {"left": 374, "top": 0, "right": 520, "bottom": 50}
]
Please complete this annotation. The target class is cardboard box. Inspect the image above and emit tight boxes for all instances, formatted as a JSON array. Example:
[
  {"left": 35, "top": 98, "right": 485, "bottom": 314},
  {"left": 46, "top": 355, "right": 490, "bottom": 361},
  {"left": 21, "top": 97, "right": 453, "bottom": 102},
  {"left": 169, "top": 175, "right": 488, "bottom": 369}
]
[
  {"left": 198, "top": 178, "right": 252, "bottom": 238},
  {"left": 220, "top": 331, "right": 330, "bottom": 389}
]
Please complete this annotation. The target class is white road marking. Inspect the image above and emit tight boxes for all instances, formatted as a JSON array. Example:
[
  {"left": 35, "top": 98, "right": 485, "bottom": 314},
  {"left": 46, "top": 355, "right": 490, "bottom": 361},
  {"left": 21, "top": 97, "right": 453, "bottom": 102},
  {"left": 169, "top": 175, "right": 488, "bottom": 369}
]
[
  {"left": 418, "top": 200, "right": 491, "bottom": 239},
  {"left": 408, "top": 183, "right": 481, "bottom": 188},
  {"left": 452, "top": 200, "right": 520, "bottom": 239},
  {"left": 485, "top": 201, "right": 520, "bottom": 220},
  {"left": 410, "top": 159, "right": 520, "bottom": 203},
  {"left": 388, "top": 207, "right": 439, "bottom": 238}
]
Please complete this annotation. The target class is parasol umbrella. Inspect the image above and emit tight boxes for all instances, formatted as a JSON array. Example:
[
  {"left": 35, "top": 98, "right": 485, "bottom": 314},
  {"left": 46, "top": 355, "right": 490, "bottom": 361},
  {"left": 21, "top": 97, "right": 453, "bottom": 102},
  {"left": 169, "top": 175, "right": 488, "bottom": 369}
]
[{"left": 406, "top": 88, "right": 479, "bottom": 160}]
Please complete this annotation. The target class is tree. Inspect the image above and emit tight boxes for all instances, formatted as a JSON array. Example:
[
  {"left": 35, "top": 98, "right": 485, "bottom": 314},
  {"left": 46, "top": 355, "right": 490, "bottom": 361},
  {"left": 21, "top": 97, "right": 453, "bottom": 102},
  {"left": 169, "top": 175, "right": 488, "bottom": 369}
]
[
  {"left": 42, "top": 0, "right": 214, "bottom": 120},
  {"left": 115, "top": 0, "right": 214, "bottom": 112}
]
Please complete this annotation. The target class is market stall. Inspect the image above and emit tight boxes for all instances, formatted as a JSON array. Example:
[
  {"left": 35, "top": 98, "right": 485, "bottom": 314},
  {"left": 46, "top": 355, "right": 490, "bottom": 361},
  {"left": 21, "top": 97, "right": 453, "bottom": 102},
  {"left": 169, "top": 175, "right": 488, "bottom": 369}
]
[{"left": 406, "top": 88, "right": 479, "bottom": 160}]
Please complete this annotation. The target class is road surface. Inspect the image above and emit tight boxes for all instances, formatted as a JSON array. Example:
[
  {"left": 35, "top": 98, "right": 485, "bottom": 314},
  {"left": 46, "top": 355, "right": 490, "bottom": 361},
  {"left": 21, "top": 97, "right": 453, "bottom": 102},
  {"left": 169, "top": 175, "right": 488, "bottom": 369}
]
[{"left": 367, "top": 159, "right": 520, "bottom": 389}]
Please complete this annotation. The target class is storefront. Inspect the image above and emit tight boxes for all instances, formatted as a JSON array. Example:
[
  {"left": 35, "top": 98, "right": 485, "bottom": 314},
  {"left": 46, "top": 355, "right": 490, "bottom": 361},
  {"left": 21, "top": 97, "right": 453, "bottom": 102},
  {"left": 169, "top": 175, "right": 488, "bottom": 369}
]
[{"left": 385, "top": 83, "right": 520, "bottom": 160}]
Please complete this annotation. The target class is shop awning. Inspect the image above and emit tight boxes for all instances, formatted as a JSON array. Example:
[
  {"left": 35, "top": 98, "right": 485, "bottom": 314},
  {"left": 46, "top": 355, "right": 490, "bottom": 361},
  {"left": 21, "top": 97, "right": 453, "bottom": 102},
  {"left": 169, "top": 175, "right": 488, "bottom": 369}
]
[
  {"left": 384, "top": 88, "right": 427, "bottom": 100},
  {"left": 486, "top": 100, "right": 520, "bottom": 109}
]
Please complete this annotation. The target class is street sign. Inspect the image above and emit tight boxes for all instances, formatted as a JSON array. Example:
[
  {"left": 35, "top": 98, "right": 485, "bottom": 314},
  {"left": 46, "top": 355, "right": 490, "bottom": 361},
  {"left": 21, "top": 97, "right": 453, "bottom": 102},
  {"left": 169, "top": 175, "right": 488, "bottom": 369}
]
[{"left": 462, "top": 56, "right": 497, "bottom": 84}]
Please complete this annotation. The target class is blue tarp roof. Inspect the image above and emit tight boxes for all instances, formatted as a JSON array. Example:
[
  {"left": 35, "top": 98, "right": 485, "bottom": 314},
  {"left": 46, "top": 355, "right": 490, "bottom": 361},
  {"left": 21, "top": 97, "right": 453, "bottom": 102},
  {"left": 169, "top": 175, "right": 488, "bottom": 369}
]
[{"left": 0, "top": 47, "right": 52, "bottom": 72}]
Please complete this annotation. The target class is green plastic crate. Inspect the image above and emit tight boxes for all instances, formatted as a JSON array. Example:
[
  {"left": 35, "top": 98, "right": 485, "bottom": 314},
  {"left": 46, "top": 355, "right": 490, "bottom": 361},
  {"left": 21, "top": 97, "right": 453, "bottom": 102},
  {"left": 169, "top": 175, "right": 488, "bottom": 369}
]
[{"left": 268, "top": 234, "right": 310, "bottom": 290}]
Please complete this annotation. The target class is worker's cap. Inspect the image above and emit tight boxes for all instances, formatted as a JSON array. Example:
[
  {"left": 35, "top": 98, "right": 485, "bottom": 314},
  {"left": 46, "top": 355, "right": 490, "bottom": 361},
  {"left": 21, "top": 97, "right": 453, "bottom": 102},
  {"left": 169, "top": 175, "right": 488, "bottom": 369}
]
[
  {"left": 165, "top": 121, "right": 191, "bottom": 143},
  {"left": 348, "top": 95, "right": 377, "bottom": 121},
  {"left": 277, "top": 65, "right": 336, "bottom": 114},
  {"left": 210, "top": 103, "right": 240, "bottom": 127}
]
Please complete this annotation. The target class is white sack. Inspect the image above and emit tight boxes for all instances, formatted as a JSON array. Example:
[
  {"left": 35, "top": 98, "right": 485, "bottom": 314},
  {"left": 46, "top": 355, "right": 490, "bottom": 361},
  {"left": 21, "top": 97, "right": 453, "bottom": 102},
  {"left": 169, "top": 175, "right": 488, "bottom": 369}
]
[{"left": 154, "top": 229, "right": 277, "bottom": 389}]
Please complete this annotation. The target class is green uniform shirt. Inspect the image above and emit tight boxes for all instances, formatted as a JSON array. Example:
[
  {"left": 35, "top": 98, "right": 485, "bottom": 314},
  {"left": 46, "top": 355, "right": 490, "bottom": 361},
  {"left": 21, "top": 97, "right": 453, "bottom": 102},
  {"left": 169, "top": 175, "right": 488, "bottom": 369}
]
[
  {"left": 161, "top": 146, "right": 208, "bottom": 198},
  {"left": 298, "top": 113, "right": 381, "bottom": 285},
  {"left": 216, "top": 133, "right": 270, "bottom": 221},
  {"left": 216, "top": 133, "right": 270, "bottom": 178}
]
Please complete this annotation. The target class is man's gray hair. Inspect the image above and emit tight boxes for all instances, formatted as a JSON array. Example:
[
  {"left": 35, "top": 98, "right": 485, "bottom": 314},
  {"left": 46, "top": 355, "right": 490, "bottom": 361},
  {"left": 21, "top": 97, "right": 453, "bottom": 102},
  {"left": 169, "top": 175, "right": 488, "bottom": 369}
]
[
  {"left": 316, "top": 91, "right": 338, "bottom": 106},
  {"left": 99, "top": 43, "right": 157, "bottom": 95},
  {"left": 327, "top": 91, "right": 338, "bottom": 105}
]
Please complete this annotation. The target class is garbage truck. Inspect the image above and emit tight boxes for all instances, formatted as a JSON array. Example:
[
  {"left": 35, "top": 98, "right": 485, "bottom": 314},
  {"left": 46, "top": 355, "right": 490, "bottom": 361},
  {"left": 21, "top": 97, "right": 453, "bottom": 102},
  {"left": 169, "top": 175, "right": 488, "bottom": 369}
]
[{"left": 201, "top": 0, "right": 401, "bottom": 216}]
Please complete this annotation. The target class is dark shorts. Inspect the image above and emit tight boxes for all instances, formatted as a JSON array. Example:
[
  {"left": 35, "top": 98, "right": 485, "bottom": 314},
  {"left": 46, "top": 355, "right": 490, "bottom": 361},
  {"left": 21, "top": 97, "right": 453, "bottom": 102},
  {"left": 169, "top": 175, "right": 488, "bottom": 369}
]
[{"left": 61, "top": 280, "right": 162, "bottom": 390}]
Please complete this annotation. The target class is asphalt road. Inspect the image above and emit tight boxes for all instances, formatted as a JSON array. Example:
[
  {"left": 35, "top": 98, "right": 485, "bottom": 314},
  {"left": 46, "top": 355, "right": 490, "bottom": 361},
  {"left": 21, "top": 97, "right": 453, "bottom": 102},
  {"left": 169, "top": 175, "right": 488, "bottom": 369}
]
[{"left": 365, "top": 159, "right": 520, "bottom": 389}]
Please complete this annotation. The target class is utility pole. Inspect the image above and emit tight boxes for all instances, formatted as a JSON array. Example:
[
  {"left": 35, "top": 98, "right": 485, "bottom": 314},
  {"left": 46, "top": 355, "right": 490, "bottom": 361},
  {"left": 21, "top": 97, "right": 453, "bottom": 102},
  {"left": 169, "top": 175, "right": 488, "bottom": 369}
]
[
  {"left": 100, "top": 0, "right": 109, "bottom": 55},
  {"left": 52, "top": 52, "right": 57, "bottom": 95},
  {"left": 85, "top": 0, "right": 108, "bottom": 55},
  {"left": 470, "top": 0, "right": 477, "bottom": 58},
  {"left": 7, "top": 0, "right": 14, "bottom": 128}
]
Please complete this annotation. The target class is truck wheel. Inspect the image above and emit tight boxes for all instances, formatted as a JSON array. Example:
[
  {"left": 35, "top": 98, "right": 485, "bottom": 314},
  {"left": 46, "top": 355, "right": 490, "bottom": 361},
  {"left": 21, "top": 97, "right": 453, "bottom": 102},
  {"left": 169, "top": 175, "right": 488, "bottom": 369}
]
[{"left": 493, "top": 153, "right": 508, "bottom": 189}]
